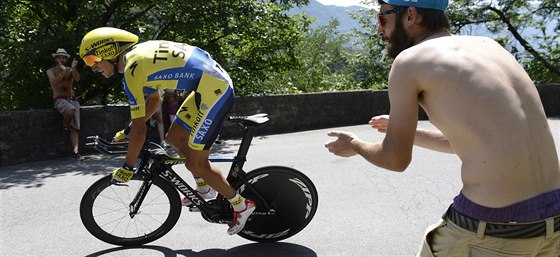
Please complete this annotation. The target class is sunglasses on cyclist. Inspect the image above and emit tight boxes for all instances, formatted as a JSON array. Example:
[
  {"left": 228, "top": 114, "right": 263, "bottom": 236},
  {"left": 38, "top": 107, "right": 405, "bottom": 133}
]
[
  {"left": 377, "top": 7, "right": 405, "bottom": 29},
  {"left": 83, "top": 54, "right": 102, "bottom": 67}
]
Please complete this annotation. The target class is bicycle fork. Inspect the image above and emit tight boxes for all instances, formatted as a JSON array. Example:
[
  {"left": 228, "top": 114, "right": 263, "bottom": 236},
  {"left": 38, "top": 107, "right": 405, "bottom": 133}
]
[{"left": 128, "top": 178, "right": 153, "bottom": 218}]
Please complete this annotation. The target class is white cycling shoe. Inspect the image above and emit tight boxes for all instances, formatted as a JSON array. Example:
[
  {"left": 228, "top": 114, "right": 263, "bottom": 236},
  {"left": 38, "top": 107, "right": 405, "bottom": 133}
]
[{"left": 227, "top": 199, "right": 257, "bottom": 235}]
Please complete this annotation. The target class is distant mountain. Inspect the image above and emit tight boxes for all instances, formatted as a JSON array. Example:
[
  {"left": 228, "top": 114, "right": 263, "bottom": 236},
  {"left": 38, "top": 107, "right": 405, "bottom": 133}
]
[{"left": 288, "top": 0, "right": 367, "bottom": 34}]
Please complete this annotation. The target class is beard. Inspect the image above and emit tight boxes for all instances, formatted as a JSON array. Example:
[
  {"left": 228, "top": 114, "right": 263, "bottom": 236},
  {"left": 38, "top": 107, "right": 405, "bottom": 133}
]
[{"left": 386, "top": 18, "right": 414, "bottom": 59}]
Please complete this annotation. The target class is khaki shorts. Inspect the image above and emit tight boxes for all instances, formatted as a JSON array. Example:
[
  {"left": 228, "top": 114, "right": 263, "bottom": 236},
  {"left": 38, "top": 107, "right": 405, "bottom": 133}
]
[
  {"left": 417, "top": 213, "right": 560, "bottom": 257},
  {"left": 54, "top": 98, "right": 80, "bottom": 130}
]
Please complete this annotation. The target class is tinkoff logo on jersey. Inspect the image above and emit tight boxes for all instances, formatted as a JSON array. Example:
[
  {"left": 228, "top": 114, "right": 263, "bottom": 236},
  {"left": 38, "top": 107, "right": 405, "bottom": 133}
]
[
  {"left": 148, "top": 68, "right": 203, "bottom": 81},
  {"left": 191, "top": 111, "right": 213, "bottom": 142}
]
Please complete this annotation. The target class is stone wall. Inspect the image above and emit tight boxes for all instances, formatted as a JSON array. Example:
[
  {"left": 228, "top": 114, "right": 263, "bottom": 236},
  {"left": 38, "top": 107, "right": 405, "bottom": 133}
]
[
  {"left": 0, "top": 105, "right": 131, "bottom": 166},
  {"left": 1, "top": 84, "right": 558, "bottom": 166}
]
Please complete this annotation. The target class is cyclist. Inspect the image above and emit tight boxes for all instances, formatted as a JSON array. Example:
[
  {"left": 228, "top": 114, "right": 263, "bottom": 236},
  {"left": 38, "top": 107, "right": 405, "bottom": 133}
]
[{"left": 79, "top": 27, "right": 255, "bottom": 235}]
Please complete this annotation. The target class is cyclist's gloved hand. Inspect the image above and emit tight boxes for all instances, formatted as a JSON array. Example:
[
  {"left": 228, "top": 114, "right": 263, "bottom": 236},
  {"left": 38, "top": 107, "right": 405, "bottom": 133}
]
[
  {"left": 112, "top": 164, "right": 134, "bottom": 183},
  {"left": 113, "top": 125, "right": 131, "bottom": 142},
  {"left": 113, "top": 129, "right": 127, "bottom": 142}
]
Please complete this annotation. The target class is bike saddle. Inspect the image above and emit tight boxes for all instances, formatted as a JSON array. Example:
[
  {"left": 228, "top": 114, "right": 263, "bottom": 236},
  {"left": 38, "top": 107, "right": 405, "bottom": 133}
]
[{"left": 228, "top": 113, "right": 269, "bottom": 126}]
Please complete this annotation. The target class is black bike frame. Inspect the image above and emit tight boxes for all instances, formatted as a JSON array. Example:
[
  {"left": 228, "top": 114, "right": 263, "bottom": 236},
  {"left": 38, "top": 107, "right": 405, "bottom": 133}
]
[{"left": 127, "top": 115, "right": 272, "bottom": 224}]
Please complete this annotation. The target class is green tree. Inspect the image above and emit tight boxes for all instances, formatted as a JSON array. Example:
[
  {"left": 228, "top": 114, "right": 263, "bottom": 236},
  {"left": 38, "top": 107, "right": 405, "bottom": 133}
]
[
  {"left": 258, "top": 19, "right": 362, "bottom": 95},
  {"left": 349, "top": 3, "right": 390, "bottom": 90},
  {"left": 446, "top": 0, "right": 559, "bottom": 82},
  {"left": 0, "top": 0, "right": 310, "bottom": 111}
]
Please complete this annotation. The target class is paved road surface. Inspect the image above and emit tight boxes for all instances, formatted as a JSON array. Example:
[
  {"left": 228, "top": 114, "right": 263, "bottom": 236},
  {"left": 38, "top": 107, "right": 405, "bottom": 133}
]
[{"left": 1, "top": 119, "right": 559, "bottom": 257}]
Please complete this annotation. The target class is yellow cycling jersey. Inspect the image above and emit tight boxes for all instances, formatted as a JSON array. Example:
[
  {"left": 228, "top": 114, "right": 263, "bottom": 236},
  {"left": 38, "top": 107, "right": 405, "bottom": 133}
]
[{"left": 123, "top": 40, "right": 231, "bottom": 119}]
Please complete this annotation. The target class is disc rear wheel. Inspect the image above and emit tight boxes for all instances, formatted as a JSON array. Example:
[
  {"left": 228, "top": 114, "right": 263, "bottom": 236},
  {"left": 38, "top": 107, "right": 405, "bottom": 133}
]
[{"left": 235, "top": 166, "right": 318, "bottom": 242}]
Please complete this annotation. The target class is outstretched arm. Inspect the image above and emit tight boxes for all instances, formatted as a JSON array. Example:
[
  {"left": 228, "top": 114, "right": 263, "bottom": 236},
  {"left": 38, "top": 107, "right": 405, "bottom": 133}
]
[
  {"left": 326, "top": 76, "right": 419, "bottom": 172},
  {"left": 370, "top": 115, "right": 455, "bottom": 154},
  {"left": 326, "top": 130, "right": 408, "bottom": 171},
  {"left": 326, "top": 54, "right": 431, "bottom": 172}
]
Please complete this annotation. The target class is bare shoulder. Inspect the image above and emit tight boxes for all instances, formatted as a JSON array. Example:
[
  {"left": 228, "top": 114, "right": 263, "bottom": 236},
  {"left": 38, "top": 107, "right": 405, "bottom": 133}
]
[
  {"left": 397, "top": 36, "right": 492, "bottom": 62},
  {"left": 391, "top": 35, "right": 510, "bottom": 83},
  {"left": 46, "top": 67, "right": 57, "bottom": 78},
  {"left": 389, "top": 44, "right": 438, "bottom": 82}
]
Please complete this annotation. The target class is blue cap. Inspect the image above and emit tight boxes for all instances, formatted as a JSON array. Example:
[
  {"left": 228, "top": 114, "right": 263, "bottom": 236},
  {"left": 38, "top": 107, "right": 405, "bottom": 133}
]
[{"left": 381, "top": 0, "right": 448, "bottom": 11}]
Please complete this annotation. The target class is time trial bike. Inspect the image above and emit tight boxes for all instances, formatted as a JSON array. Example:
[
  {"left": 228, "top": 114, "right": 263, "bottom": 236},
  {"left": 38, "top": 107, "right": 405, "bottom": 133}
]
[{"left": 80, "top": 113, "right": 319, "bottom": 246}]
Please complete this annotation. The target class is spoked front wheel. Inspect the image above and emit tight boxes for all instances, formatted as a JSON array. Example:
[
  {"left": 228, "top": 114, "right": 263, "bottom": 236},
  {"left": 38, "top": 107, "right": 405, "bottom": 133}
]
[
  {"left": 79, "top": 174, "right": 182, "bottom": 246},
  {"left": 235, "top": 166, "right": 319, "bottom": 242}
]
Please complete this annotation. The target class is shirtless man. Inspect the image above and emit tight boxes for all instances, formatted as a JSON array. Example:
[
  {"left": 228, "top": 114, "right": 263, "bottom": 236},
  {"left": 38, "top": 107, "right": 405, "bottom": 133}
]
[
  {"left": 325, "top": 0, "right": 560, "bottom": 255},
  {"left": 47, "top": 48, "right": 82, "bottom": 159}
]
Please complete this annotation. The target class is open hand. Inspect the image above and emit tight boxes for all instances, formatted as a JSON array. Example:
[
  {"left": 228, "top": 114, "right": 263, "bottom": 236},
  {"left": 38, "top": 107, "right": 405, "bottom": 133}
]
[
  {"left": 369, "top": 115, "right": 389, "bottom": 133},
  {"left": 325, "top": 130, "right": 359, "bottom": 157}
]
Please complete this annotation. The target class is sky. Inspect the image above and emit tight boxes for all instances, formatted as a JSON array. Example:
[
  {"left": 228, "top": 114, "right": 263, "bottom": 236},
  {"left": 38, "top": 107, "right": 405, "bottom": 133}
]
[{"left": 315, "top": 0, "right": 373, "bottom": 8}]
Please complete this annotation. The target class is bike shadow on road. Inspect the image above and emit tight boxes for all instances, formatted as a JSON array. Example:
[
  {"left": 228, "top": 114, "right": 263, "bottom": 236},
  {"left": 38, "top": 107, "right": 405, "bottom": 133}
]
[{"left": 84, "top": 242, "right": 317, "bottom": 257}]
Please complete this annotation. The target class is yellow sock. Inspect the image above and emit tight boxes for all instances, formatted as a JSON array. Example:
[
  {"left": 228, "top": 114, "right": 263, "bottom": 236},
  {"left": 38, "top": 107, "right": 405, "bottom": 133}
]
[
  {"left": 228, "top": 193, "right": 246, "bottom": 212},
  {"left": 195, "top": 177, "right": 210, "bottom": 193}
]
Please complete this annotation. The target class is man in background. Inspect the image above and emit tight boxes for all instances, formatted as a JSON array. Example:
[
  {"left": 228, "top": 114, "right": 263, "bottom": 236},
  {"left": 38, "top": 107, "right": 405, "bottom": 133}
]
[{"left": 47, "top": 48, "right": 82, "bottom": 159}]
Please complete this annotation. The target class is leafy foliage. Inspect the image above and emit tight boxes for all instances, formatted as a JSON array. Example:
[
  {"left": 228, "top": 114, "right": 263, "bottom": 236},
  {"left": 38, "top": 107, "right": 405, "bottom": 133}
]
[
  {"left": 0, "top": 0, "right": 310, "bottom": 111},
  {"left": 0, "top": 0, "right": 558, "bottom": 111},
  {"left": 256, "top": 16, "right": 389, "bottom": 95},
  {"left": 257, "top": 20, "right": 364, "bottom": 95},
  {"left": 349, "top": 2, "right": 390, "bottom": 90},
  {"left": 446, "top": 0, "right": 560, "bottom": 82}
]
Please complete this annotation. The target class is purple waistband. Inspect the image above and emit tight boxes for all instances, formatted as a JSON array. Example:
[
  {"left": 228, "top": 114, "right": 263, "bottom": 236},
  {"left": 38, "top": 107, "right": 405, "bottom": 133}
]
[{"left": 453, "top": 189, "right": 560, "bottom": 223}]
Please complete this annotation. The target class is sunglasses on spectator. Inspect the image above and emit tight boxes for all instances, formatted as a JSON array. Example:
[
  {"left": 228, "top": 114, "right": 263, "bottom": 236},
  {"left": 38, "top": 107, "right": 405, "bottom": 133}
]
[{"left": 377, "top": 7, "right": 405, "bottom": 29}]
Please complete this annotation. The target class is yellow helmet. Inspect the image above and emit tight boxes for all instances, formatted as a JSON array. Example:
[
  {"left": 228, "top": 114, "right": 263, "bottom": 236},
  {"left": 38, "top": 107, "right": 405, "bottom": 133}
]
[{"left": 79, "top": 27, "right": 138, "bottom": 66}]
